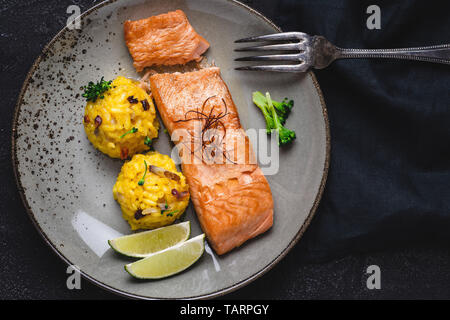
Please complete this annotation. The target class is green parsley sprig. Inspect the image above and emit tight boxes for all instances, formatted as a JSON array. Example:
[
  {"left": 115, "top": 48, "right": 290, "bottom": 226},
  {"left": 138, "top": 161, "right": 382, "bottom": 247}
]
[
  {"left": 120, "top": 127, "right": 138, "bottom": 138},
  {"left": 164, "top": 210, "right": 179, "bottom": 217},
  {"left": 82, "top": 77, "right": 113, "bottom": 102},
  {"left": 144, "top": 137, "right": 152, "bottom": 147},
  {"left": 138, "top": 160, "right": 148, "bottom": 186}
]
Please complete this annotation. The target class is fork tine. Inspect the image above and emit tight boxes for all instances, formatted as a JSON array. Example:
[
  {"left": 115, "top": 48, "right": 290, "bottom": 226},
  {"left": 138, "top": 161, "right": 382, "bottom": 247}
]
[
  {"left": 235, "top": 32, "right": 304, "bottom": 43},
  {"left": 235, "top": 64, "right": 308, "bottom": 72},
  {"left": 235, "top": 54, "right": 301, "bottom": 62},
  {"left": 235, "top": 43, "right": 300, "bottom": 52}
]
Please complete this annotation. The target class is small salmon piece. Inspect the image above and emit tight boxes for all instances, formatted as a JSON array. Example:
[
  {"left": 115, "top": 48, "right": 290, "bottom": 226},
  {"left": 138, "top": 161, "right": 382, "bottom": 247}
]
[
  {"left": 150, "top": 67, "right": 273, "bottom": 255},
  {"left": 124, "top": 10, "right": 210, "bottom": 72}
]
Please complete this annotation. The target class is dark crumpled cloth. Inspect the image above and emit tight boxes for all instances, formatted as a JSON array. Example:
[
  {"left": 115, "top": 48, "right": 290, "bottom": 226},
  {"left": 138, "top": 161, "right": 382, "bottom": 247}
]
[{"left": 249, "top": 0, "right": 450, "bottom": 262}]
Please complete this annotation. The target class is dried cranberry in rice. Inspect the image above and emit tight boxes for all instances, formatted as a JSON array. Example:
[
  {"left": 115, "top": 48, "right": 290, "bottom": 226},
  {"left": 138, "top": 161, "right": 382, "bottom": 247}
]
[
  {"left": 94, "top": 115, "right": 102, "bottom": 127},
  {"left": 120, "top": 146, "right": 129, "bottom": 160},
  {"left": 141, "top": 99, "right": 149, "bottom": 111},
  {"left": 127, "top": 96, "right": 139, "bottom": 104},
  {"left": 134, "top": 209, "right": 144, "bottom": 220}
]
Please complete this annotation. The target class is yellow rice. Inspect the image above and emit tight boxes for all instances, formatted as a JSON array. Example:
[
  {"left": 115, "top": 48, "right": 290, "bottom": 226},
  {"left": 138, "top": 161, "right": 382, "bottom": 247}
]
[
  {"left": 83, "top": 76, "right": 159, "bottom": 159},
  {"left": 113, "top": 152, "right": 190, "bottom": 230}
]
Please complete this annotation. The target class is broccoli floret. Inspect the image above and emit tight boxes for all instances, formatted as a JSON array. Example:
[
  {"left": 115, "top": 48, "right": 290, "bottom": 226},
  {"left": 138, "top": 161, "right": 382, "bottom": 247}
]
[
  {"left": 266, "top": 92, "right": 296, "bottom": 146},
  {"left": 253, "top": 91, "right": 294, "bottom": 125},
  {"left": 252, "top": 91, "right": 275, "bottom": 133},
  {"left": 272, "top": 98, "right": 294, "bottom": 125},
  {"left": 252, "top": 91, "right": 296, "bottom": 146}
]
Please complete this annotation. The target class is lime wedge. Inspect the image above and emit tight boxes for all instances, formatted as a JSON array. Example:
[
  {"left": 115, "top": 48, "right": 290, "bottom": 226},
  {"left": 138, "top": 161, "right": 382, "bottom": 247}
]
[
  {"left": 108, "top": 221, "right": 190, "bottom": 258},
  {"left": 124, "top": 234, "right": 205, "bottom": 279}
]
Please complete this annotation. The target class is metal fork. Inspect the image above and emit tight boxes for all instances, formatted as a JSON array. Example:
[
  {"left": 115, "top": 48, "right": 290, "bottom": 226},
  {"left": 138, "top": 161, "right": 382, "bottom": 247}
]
[{"left": 235, "top": 32, "right": 450, "bottom": 72}]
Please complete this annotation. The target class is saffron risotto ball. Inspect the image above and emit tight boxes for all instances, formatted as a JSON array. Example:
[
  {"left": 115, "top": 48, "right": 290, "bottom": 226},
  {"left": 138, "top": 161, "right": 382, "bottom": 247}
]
[
  {"left": 83, "top": 76, "right": 159, "bottom": 159},
  {"left": 113, "top": 152, "right": 190, "bottom": 230}
]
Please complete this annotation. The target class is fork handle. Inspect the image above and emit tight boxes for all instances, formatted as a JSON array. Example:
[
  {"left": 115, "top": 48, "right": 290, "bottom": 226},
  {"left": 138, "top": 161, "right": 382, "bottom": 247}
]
[{"left": 337, "top": 44, "right": 450, "bottom": 65}]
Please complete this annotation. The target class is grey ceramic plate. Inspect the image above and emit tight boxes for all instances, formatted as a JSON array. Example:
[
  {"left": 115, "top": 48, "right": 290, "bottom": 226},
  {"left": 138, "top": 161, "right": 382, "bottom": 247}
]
[{"left": 12, "top": 0, "right": 329, "bottom": 299}]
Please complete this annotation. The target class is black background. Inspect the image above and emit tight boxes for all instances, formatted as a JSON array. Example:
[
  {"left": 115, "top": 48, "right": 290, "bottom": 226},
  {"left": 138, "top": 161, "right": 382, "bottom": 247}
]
[{"left": 1, "top": 0, "right": 450, "bottom": 299}]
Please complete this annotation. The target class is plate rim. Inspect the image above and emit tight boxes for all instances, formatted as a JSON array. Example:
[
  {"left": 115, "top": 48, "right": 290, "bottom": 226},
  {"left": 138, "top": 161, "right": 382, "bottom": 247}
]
[{"left": 11, "top": 0, "right": 330, "bottom": 300}]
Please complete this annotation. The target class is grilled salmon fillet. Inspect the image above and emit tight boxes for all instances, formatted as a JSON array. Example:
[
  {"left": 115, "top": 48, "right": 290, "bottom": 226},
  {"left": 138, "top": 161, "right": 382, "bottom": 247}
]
[
  {"left": 124, "top": 10, "right": 210, "bottom": 72},
  {"left": 149, "top": 67, "right": 273, "bottom": 255}
]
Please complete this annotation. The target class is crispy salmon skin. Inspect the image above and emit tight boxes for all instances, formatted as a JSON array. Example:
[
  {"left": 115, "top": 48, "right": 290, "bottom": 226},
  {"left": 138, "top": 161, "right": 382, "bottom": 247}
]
[
  {"left": 124, "top": 10, "right": 210, "bottom": 71},
  {"left": 149, "top": 68, "right": 274, "bottom": 255}
]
